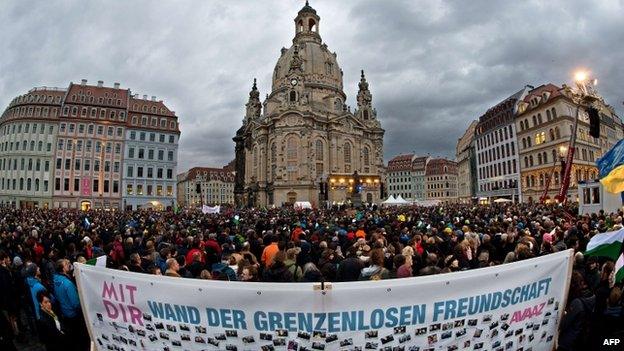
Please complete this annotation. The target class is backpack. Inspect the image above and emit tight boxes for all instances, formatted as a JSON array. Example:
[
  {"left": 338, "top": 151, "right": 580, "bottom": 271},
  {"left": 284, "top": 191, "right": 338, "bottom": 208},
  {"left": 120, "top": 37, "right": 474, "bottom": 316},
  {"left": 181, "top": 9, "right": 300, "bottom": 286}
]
[{"left": 285, "top": 262, "right": 300, "bottom": 281}]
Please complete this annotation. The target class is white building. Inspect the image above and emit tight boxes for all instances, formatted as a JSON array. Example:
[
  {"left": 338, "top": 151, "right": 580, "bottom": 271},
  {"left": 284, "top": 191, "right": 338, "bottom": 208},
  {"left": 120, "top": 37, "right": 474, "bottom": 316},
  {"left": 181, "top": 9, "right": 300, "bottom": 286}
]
[
  {"left": 475, "top": 86, "right": 532, "bottom": 203},
  {"left": 122, "top": 95, "right": 179, "bottom": 210},
  {"left": 177, "top": 166, "right": 235, "bottom": 207},
  {"left": 0, "top": 87, "right": 63, "bottom": 208}
]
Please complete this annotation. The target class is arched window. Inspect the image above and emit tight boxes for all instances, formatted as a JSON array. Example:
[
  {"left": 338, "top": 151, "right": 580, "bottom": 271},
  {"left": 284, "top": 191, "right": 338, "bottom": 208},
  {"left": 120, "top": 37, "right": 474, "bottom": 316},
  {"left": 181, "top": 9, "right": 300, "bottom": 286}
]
[
  {"left": 539, "top": 174, "right": 544, "bottom": 186},
  {"left": 287, "top": 137, "right": 297, "bottom": 160},
  {"left": 538, "top": 153, "right": 542, "bottom": 164},
  {"left": 527, "top": 137, "right": 532, "bottom": 147},
  {"left": 552, "top": 150, "right": 557, "bottom": 162},
  {"left": 38, "top": 141, "right": 42, "bottom": 151},
  {"left": 309, "top": 18, "right": 316, "bottom": 31},
  {"left": 529, "top": 155, "right": 534, "bottom": 166},
  {"left": 363, "top": 110, "right": 369, "bottom": 120},
  {"left": 286, "top": 137, "right": 298, "bottom": 181},
  {"left": 522, "top": 138, "right": 526, "bottom": 149},
  {"left": 543, "top": 152, "right": 547, "bottom": 164},
  {"left": 35, "top": 179, "right": 39, "bottom": 192},
  {"left": 289, "top": 91, "right": 297, "bottom": 102},
  {"left": 551, "top": 108, "right": 557, "bottom": 118},
  {"left": 555, "top": 127, "right": 560, "bottom": 139},
  {"left": 532, "top": 115, "right": 537, "bottom": 126},
  {"left": 362, "top": 147, "right": 370, "bottom": 166},
  {"left": 524, "top": 157, "right": 529, "bottom": 168},
  {"left": 271, "top": 143, "right": 277, "bottom": 163},
  {"left": 30, "top": 141, "right": 35, "bottom": 151},
  {"left": 537, "top": 114, "right": 542, "bottom": 124},
  {"left": 315, "top": 140, "right": 323, "bottom": 161},
  {"left": 27, "top": 178, "right": 31, "bottom": 191},
  {"left": 19, "top": 178, "right": 24, "bottom": 191},
  {"left": 253, "top": 146, "right": 258, "bottom": 176},
  {"left": 549, "top": 129, "right": 555, "bottom": 141},
  {"left": 334, "top": 99, "right": 341, "bottom": 111},
  {"left": 546, "top": 110, "right": 551, "bottom": 121},
  {"left": 344, "top": 143, "right": 351, "bottom": 164}
]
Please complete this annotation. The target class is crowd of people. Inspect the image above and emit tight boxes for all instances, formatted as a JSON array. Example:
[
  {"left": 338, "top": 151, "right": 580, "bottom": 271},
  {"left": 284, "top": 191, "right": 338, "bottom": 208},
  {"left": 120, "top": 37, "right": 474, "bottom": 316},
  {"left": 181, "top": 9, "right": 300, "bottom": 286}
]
[{"left": 0, "top": 203, "right": 622, "bottom": 350}]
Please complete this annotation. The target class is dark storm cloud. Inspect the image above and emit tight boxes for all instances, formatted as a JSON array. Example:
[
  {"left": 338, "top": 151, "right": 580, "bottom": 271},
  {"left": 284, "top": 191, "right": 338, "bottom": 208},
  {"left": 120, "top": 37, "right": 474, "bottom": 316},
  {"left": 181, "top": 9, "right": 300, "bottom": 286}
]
[{"left": 0, "top": 0, "right": 622, "bottom": 171}]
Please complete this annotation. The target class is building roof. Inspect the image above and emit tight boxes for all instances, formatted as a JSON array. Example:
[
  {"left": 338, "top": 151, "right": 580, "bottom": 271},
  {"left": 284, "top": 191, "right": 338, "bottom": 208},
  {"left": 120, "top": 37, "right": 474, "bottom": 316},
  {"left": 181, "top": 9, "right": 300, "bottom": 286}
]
[
  {"left": 387, "top": 154, "right": 414, "bottom": 171},
  {"left": 129, "top": 96, "right": 175, "bottom": 117},
  {"left": 66, "top": 82, "right": 129, "bottom": 108},
  {"left": 179, "top": 166, "right": 235, "bottom": 183},
  {"left": 425, "top": 158, "right": 458, "bottom": 176}
]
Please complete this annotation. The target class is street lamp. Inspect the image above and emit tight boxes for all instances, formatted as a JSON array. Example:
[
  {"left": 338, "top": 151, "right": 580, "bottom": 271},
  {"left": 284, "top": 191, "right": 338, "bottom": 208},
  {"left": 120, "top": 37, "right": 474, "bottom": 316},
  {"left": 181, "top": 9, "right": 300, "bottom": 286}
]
[{"left": 555, "top": 70, "right": 599, "bottom": 203}]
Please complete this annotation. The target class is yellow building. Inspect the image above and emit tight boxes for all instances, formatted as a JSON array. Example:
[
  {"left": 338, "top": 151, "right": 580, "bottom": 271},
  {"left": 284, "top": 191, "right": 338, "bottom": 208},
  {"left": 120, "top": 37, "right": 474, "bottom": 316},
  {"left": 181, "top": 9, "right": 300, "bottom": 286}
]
[{"left": 515, "top": 83, "right": 622, "bottom": 203}]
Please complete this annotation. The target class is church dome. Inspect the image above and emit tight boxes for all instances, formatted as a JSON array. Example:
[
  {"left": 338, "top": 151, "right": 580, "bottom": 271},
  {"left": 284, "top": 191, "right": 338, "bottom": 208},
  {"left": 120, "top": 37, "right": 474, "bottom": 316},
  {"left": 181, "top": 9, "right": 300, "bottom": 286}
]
[{"left": 270, "top": 2, "right": 344, "bottom": 97}]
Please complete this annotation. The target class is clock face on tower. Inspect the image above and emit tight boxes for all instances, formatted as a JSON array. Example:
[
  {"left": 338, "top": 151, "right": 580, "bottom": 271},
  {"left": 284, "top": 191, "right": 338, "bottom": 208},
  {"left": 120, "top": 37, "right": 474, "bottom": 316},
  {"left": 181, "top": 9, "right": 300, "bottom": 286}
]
[{"left": 290, "top": 78, "right": 298, "bottom": 86}]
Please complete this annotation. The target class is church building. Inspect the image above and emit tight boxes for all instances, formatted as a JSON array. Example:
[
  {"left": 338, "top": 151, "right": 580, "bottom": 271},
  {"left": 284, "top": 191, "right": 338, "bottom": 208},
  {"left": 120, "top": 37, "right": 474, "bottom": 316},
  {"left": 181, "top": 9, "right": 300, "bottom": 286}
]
[{"left": 234, "top": 2, "right": 385, "bottom": 207}]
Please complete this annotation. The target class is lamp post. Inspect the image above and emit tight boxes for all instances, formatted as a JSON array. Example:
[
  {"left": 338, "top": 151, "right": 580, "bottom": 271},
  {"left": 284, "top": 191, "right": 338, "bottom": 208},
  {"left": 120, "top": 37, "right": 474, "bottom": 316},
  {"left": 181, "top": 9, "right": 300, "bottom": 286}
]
[{"left": 555, "top": 70, "right": 599, "bottom": 203}]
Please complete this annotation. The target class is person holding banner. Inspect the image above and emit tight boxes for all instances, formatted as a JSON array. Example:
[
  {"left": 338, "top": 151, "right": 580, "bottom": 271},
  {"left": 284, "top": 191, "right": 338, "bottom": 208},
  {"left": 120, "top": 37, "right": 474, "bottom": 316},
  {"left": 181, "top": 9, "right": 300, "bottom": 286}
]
[{"left": 52, "top": 258, "right": 88, "bottom": 351}]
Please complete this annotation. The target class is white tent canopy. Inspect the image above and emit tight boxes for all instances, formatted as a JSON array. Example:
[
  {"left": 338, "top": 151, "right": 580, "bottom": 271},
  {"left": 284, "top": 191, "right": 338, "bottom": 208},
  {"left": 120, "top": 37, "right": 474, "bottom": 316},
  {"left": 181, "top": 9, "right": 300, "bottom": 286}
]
[
  {"left": 395, "top": 195, "right": 410, "bottom": 204},
  {"left": 382, "top": 195, "right": 411, "bottom": 206},
  {"left": 381, "top": 195, "right": 397, "bottom": 206}
]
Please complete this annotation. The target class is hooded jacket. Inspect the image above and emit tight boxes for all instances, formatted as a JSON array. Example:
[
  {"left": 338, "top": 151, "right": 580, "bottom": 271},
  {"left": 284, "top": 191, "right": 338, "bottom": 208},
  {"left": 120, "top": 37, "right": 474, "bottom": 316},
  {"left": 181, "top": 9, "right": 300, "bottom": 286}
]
[
  {"left": 52, "top": 274, "right": 81, "bottom": 318},
  {"left": 26, "top": 276, "right": 51, "bottom": 320}
]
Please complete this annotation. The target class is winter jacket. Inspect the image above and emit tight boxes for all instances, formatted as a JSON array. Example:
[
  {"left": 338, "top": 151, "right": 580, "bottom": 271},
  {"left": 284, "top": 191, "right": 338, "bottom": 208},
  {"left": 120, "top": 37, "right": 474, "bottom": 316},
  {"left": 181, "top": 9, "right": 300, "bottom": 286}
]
[
  {"left": 0, "top": 266, "right": 18, "bottom": 315},
  {"left": 26, "top": 276, "right": 51, "bottom": 320},
  {"left": 558, "top": 291, "right": 595, "bottom": 351},
  {"left": 336, "top": 257, "right": 363, "bottom": 282},
  {"left": 301, "top": 269, "right": 322, "bottom": 283},
  {"left": 52, "top": 274, "right": 81, "bottom": 319},
  {"left": 36, "top": 309, "right": 66, "bottom": 351},
  {"left": 261, "top": 243, "right": 279, "bottom": 267},
  {"left": 262, "top": 263, "right": 293, "bottom": 282},
  {"left": 284, "top": 260, "right": 302, "bottom": 282},
  {"left": 319, "top": 258, "right": 337, "bottom": 282},
  {"left": 110, "top": 240, "right": 125, "bottom": 265}
]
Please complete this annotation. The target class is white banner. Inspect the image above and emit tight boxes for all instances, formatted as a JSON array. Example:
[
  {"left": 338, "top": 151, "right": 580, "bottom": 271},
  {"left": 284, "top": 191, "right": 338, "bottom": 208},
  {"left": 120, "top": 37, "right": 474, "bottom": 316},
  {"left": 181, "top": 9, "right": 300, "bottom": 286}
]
[
  {"left": 75, "top": 250, "right": 573, "bottom": 351},
  {"left": 202, "top": 205, "right": 220, "bottom": 214}
]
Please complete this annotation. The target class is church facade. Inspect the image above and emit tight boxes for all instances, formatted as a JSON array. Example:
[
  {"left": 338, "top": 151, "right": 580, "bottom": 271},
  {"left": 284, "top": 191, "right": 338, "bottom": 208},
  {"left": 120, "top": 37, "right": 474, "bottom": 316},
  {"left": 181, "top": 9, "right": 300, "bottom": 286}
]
[{"left": 234, "top": 2, "right": 385, "bottom": 208}]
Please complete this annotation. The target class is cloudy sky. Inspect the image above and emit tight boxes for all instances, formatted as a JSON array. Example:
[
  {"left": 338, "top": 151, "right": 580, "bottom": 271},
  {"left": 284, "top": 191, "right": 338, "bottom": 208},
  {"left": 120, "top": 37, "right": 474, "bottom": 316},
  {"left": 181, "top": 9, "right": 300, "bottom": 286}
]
[{"left": 1, "top": 0, "right": 622, "bottom": 172}]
